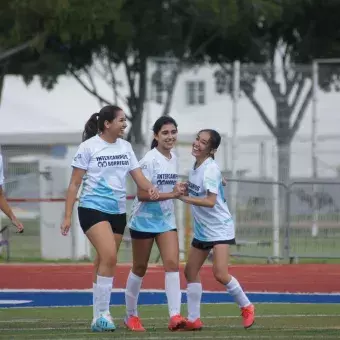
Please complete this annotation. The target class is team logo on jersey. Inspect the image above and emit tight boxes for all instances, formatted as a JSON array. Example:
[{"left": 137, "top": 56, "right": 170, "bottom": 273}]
[
  {"left": 96, "top": 154, "right": 130, "bottom": 167},
  {"left": 188, "top": 181, "right": 200, "bottom": 196},
  {"left": 156, "top": 173, "right": 178, "bottom": 186},
  {"left": 74, "top": 154, "right": 82, "bottom": 161}
]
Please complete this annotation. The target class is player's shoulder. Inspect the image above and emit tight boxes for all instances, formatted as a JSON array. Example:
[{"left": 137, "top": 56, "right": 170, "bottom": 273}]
[
  {"left": 204, "top": 158, "right": 220, "bottom": 173},
  {"left": 140, "top": 148, "right": 157, "bottom": 164},
  {"left": 117, "top": 138, "right": 132, "bottom": 148},
  {"left": 80, "top": 135, "right": 100, "bottom": 149}
]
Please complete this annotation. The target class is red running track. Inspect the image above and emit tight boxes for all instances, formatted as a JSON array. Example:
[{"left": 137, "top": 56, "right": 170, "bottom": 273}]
[{"left": 0, "top": 264, "right": 339, "bottom": 293}]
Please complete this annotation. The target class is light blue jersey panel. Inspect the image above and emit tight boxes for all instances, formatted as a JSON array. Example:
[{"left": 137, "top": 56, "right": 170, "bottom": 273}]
[
  {"left": 79, "top": 177, "right": 120, "bottom": 213},
  {"left": 128, "top": 148, "right": 178, "bottom": 233}
]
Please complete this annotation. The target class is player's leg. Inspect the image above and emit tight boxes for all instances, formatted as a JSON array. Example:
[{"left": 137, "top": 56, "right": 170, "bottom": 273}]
[
  {"left": 155, "top": 230, "right": 185, "bottom": 331},
  {"left": 92, "top": 213, "right": 126, "bottom": 323},
  {"left": 183, "top": 239, "right": 211, "bottom": 331},
  {"left": 212, "top": 242, "right": 255, "bottom": 328},
  {"left": 85, "top": 221, "right": 117, "bottom": 332},
  {"left": 124, "top": 230, "right": 155, "bottom": 331},
  {"left": 93, "top": 232, "right": 124, "bottom": 281}
]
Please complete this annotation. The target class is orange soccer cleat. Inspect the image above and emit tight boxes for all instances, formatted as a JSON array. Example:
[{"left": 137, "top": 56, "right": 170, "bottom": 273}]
[
  {"left": 182, "top": 318, "right": 203, "bottom": 331},
  {"left": 168, "top": 314, "right": 186, "bottom": 331},
  {"left": 241, "top": 304, "right": 255, "bottom": 329},
  {"left": 124, "top": 316, "right": 146, "bottom": 332}
]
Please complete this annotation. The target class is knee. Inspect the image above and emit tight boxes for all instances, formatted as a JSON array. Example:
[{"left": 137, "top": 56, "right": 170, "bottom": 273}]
[
  {"left": 99, "top": 251, "right": 117, "bottom": 269},
  {"left": 184, "top": 265, "right": 198, "bottom": 283},
  {"left": 212, "top": 266, "right": 229, "bottom": 285},
  {"left": 163, "top": 258, "right": 179, "bottom": 272},
  {"left": 132, "top": 262, "right": 148, "bottom": 277}
]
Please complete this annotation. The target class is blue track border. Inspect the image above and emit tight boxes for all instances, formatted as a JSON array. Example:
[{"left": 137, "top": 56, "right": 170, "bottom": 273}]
[{"left": 1, "top": 291, "right": 340, "bottom": 308}]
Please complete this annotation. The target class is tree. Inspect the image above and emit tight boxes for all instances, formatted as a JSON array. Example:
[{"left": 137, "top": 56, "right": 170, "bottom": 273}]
[
  {"left": 5, "top": 0, "right": 275, "bottom": 158},
  {"left": 2, "top": 0, "right": 232, "bottom": 157},
  {"left": 0, "top": 0, "right": 119, "bottom": 104},
  {"left": 203, "top": 0, "right": 340, "bottom": 187}
]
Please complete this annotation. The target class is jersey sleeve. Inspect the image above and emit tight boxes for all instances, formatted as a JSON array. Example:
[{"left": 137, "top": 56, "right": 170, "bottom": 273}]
[
  {"left": 138, "top": 155, "right": 154, "bottom": 181},
  {"left": 0, "top": 154, "right": 4, "bottom": 186},
  {"left": 203, "top": 163, "right": 221, "bottom": 195},
  {"left": 71, "top": 143, "right": 91, "bottom": 170},
  {"left": 128, "top": 144, "right": 140, "bottom": 171}
]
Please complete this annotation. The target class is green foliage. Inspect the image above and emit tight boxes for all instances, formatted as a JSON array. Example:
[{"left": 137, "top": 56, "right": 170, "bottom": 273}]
[{"left": 1, "top": 0, "right": 340, "bottom": 147}]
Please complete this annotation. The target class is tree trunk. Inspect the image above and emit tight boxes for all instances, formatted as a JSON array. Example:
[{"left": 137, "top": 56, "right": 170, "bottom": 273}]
[
  {"left": 277, "top": 140, "right": 290, "bottom": 187},
  {"left": 129, "top": 109, "right": 144, "bottom": 160},
  {"left": 126, "top": 110, "right": 145, "bottom": 198},
  {"left": 276, "top": 139, "right": 291, "bottom": 259},
  {"left": 0, "top": 64, "right": 6, "bottom": 106}
]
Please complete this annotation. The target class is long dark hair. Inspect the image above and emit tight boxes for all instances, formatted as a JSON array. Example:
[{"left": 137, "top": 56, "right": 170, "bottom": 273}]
[
  {"left": 150, "top": 116, "right": 178, "bottom": 149},
  {"left": 82, "top": 105, "right": 122, "bottom": 141},
  {"left": 199, "top": 129, "right": 221, "bottom": 159}
]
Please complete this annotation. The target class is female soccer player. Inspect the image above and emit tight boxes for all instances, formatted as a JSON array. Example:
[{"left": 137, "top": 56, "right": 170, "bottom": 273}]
[
  {"left": 179, "top": 129, "right": 255, "bottom": 330},
  {"left": 0, "top": 150, "right": 24, "bottom": 232},
  {"left": 124, "top": 116, "right": 186, "bottom": 332},
  {"left": 60, "top": 105, "right": 159, "bottom": 332}
]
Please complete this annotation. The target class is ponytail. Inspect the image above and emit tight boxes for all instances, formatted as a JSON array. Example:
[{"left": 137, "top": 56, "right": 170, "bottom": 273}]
[
  {"left": 82, "top": 113, "right": 99, "bottom": 141},
  {"left": 151, "top": 138, "right": 158, "bottom": 149}
]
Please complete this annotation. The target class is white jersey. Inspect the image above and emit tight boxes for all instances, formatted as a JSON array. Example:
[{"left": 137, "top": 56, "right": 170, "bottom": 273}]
[
  {"left": 72, "top": 135, "right": 140, "bottom": 214},
  {"left": 188, "top": 157, "right": 234, "bottom": 242},
  {"left": 128, "top": 148, "right": 178, "bottom": 233},
  {"left": 0, "top": 148, "right": 4, "bottom": 186}
]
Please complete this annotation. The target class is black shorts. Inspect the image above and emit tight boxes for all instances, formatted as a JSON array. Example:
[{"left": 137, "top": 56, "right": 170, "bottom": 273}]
[
  {"left": 78, "top": 207, "right": 126, "bottom": 235},
  {"left": 191, "top": 237, "right": 236, "bottom": 250},
  {"left": 129, "top": 228, "right": 177, "bottom": 240}
]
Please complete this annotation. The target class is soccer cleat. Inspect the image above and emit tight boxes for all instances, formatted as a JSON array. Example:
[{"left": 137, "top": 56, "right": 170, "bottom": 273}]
[
  {"left": 124, "top": 315, "right": 146, "bottom": 332},
  {"left": 168, "top": 314, "right": 186, "bottom": 331},
  {"left": 95, "top": 312, "right": 116, "bottom": 331},
  {"left": 182, "top": 318, "right": 203, "bottom": 331},
  {"left": 241, "top": 304, "right": 255, "bottom": 329},
  {"left": 90, "top": 319, "right": 102, "bottom": 332}
]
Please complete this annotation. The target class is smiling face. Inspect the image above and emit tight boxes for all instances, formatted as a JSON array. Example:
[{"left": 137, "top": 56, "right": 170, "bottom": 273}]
[
  {"left": 104, "top": 110, "right": 127, "bottom": 139},
  {"left": 192, "top": 130, "right": 215, "bottom": 161},
  {"left": 155, "top": 123, "right": 178, "bottom": 152}
]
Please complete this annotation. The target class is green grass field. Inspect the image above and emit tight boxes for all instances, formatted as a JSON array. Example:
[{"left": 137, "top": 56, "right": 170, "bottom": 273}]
[{"left": 0, "top": 304, "right": 339, "bottom": 339}]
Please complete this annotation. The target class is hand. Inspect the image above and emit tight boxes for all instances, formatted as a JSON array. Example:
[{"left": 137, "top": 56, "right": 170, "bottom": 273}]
[
  {"left": 222, "top": 177, "right": 227, "bottom": 186},
  {"left": 178, "top": 181, "right": 189, "bottom": 196},
  {"left": 11, "top": 217, "right": 24, "bottom": 234},
  {"left": 60, "top": 217, "right": 71, "bottom": 236},
  {"left": 172, "top": 183, "right": 186, "bottom": 198},
  {"left": 148, "top": 186, "right": 159, "bottom": 200}
]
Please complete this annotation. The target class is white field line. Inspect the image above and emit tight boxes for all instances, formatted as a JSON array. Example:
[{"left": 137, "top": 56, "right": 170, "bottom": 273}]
[
  {"left": 1, "top": 313, "right": 340, "bottom": 323},
  {"left": 3, "top": 336, "right": 339, "bottom": 340},
  {"left": 1, "top": 325, "right": 340, "bottom": 333}
]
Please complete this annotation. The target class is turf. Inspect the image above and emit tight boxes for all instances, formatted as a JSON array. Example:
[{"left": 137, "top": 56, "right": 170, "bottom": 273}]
[{"left": 0, "top": 304, "right": 339, "bottom": 339}]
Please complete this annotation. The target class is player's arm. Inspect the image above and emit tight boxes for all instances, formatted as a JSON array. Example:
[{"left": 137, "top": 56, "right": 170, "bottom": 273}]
[
  {"left": 61, "top": 145, "right": 90, "bottom": 235},
  {"left": 0, "top": 186, "right": 19, "bottom": 221},
  {"left": 130, "top": 168, "right": 159, "bottom": 198},
  {"left": 179, "top": 191, "right": 217, "bottom": 208},
  {"left": 137, "top": 183, "right": 183, "bottom": 202},
  {"left": 0, "top": 154, "right": 23, "bottom": 232},
  {"left": 129, "top": 152, "right": 159, "bottom": 200},
  {"left": 64, "top": 167, "right": 86, "bottom": 221}
]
